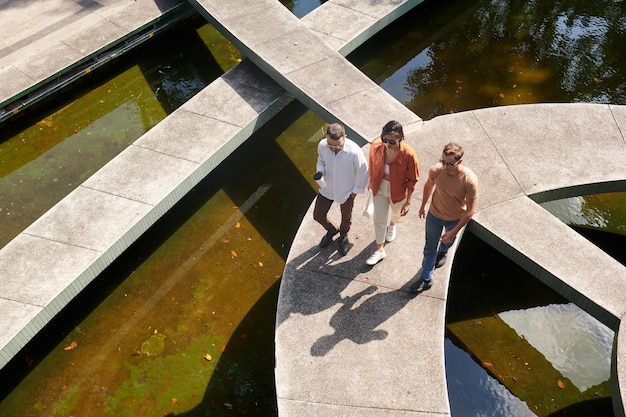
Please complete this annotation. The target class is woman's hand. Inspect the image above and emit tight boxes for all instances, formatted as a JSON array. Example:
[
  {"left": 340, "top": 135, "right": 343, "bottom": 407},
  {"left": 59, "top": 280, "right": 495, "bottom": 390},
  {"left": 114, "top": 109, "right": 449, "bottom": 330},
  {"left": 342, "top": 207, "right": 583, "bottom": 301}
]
[{"left": 400, "top": 201, "right": 411, "bottom": 216}]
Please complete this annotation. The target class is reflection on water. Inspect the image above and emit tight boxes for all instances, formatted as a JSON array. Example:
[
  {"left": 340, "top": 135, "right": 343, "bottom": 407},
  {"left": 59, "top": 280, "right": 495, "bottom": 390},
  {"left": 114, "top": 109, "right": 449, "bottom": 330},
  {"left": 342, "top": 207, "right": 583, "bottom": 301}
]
[
  {"left": 446, "top": 231, "right": 617, "bottom": 416},
  {"left": 500, "top": 303, "right": 614, "bottom": 392},
  {"left": 446, "top": 339, "right": 537, "bottom": 417},
  {"left": 542, "top": 197, "right": 609, "bottom": 228},
  {"left": 280, "top": 0, "right": 322, "bottom": 18},
  {"left": 354, "top": 0, "right": 626, "bottom": 120},
  {"left": 542, "top": 193, "right": 626, "bottom": 236}
]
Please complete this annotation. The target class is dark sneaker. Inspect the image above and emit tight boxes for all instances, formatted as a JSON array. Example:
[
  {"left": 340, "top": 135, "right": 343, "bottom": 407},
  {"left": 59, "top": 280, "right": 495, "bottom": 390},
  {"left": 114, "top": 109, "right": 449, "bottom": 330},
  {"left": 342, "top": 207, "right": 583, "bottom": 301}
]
[
  {"left": 409, "top": 278, "right": 433, "bottom": 293},
  {"left": 337, "top": 236, "right": 350, "bottom": 256},
  {"left": 319, "top": 229, "right": 338, "bottom": 248},
  {"left": 435, "top": 251, "right": 448, "bottom": 269}
]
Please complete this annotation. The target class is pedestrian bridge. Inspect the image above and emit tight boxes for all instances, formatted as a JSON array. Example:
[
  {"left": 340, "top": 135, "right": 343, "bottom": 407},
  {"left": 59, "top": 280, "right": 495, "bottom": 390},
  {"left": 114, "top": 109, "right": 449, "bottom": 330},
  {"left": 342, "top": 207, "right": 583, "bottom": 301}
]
[{"left": 0, "top": 0, "right": 625, "bottom": 416}]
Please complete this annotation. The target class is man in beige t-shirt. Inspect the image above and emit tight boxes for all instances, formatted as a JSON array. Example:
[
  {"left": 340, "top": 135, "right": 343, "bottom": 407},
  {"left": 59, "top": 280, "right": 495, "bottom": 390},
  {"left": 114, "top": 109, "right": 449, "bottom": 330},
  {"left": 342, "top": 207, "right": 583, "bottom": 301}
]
[{"left": 414, "top": 142, "right": 478, "bottom": 291}]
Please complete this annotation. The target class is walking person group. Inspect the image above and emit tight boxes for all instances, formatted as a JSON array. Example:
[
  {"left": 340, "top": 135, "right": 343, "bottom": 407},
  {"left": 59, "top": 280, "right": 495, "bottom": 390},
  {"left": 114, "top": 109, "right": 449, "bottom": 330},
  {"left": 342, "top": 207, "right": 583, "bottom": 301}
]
[{"left": 312, "top": 121, "right": 478, "bottom": 291}]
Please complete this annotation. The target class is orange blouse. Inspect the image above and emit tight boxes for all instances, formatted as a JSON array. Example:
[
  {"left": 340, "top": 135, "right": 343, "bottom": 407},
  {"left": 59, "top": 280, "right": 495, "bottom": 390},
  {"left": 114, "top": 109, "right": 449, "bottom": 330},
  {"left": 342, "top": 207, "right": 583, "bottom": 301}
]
[{"left": 368, "top": 139, "right": 419, "bottom": 203}]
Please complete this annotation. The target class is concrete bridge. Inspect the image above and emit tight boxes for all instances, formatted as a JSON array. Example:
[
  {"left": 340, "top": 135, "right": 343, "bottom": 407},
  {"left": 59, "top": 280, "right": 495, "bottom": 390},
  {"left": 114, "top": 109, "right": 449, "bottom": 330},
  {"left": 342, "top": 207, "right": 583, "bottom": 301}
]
[{"left": 0, "top": 0, "right": 625, "bottom": 416}]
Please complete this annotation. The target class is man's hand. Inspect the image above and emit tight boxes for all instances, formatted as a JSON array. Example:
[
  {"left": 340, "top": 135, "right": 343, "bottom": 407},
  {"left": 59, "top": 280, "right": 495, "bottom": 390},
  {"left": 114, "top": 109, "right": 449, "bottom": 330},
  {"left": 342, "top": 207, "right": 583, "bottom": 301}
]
[{"left": 440, "top": 230, "right": 456, "bottom": 244}]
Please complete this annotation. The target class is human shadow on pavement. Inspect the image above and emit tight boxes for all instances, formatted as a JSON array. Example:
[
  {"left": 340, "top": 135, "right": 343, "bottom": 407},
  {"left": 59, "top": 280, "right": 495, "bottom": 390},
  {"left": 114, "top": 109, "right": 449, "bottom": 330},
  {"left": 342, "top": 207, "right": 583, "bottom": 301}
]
[
  {"left": 275, "top": 240, "right": 380, "bottom": 328},
  {"left": 310, "top": 279, "right": 417, "bottom": 357}
]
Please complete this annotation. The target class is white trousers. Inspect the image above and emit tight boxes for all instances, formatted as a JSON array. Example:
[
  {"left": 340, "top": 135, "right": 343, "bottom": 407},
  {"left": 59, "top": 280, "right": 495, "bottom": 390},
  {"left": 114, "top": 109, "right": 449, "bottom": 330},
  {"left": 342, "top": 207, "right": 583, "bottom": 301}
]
[{"left": 373, "top": 179, "right": 405, "bottom": 244}]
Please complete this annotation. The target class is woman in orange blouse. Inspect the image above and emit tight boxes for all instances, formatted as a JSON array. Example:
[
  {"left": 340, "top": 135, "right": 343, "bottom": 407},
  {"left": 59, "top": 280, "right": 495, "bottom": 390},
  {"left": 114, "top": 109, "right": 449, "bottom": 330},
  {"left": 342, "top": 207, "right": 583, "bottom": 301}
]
[{"left": 366, "top": 120, "right": 420, "bottom": 266}]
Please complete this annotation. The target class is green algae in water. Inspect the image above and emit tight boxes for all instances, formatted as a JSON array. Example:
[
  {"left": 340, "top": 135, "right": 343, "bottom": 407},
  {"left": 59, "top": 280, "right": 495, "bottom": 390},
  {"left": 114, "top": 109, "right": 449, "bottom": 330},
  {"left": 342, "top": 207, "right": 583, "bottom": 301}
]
[
  {"left": 104, "top": 335, "right": 222, "bottom": 416},
  {"left": 140, "top": 332, "right": 167, "bottom": 356}
]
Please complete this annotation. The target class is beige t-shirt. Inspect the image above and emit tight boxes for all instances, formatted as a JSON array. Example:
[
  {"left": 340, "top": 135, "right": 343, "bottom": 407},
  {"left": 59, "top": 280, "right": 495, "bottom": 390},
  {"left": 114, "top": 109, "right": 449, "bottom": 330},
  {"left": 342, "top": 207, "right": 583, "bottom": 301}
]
[{"left": 429, "top": 164, "right": 478, "bottom": 221}]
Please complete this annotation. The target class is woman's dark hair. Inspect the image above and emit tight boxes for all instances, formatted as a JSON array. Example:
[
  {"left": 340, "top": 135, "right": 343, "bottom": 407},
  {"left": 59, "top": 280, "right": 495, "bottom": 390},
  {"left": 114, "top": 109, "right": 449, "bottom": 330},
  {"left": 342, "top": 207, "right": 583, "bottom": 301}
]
[{"left": 381, "top": 120, "right": 404, "bottom": 139}]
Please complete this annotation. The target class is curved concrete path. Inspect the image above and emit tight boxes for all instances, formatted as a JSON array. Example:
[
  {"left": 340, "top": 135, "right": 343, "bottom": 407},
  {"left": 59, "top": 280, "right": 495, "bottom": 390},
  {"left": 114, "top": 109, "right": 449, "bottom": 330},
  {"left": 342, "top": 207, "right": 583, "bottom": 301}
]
[
  {"left": 277, "top": 103, "right": 626, "bottom": 416},
  {"left": 1, "top": 0, "right": 626, "bottom": 416}
]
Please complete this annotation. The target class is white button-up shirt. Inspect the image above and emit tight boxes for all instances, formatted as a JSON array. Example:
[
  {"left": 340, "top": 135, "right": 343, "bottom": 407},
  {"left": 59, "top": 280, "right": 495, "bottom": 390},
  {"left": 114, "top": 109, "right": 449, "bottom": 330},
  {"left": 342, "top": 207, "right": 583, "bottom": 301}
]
[{"left": 316, "top": 137, "right": 369, "bottom": 203}]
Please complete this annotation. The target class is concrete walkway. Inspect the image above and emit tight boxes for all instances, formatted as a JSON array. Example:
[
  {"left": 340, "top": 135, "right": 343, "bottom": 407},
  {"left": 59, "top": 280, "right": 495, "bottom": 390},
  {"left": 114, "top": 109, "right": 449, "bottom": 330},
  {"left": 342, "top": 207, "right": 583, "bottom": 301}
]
[
  {"left": 0, "top": 0, "right": 192, "bottom": 122},
  {"left": 277, "top": 104, "right": 626, "bottom": 416},
  {"left": 0, "top": 1, "right": 626, "bottom": 416}
]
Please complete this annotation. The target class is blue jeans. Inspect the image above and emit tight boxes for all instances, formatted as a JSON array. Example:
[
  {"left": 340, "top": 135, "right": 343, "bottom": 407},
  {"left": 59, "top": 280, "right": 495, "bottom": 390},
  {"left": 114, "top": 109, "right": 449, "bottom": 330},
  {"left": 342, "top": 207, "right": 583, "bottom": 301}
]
[{"left": 420, "top": 212, "right": 459, "bottom": 281}]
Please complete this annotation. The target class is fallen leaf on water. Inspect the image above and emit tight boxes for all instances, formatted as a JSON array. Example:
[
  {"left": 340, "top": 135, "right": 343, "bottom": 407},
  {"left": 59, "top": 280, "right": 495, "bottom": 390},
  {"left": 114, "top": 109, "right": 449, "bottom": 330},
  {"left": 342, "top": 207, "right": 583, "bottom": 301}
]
[
  {"left": 64, "top": 341, "right": 78, "bottom": 351},
  {"left": 499, "top": 93, "right": 505, "bottom": 98},
  {"left": 557, "top": 380, "right": 565, "bottom": 389},
  {"left": 224, "top": 403, "right": 233, "bottom": 409},
  {"left": 593, "top": 77, "right": 600, "bottom": 83},
  {"left": 205, "top": 354, "right": 212, "bottom": 361},
  {"left": 482, "top": 362, "right": 493, "bottom": 368},
  {"left": 231, "top": 250, "right": 237, "bottom": 257}
]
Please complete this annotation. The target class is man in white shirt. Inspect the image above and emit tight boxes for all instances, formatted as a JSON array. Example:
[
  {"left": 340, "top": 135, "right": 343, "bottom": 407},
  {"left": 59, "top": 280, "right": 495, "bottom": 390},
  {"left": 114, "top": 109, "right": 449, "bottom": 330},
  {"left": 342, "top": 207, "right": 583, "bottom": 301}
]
[{"left": 313, "top": 123, "right": 369, "bottom": 256}]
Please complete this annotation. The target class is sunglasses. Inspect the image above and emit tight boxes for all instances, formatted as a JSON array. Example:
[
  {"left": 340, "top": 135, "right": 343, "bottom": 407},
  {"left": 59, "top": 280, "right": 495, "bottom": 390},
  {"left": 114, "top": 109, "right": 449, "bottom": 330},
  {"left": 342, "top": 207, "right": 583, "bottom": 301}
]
[
  {"left": 440, "top": 159, "right": 459, "bottom": 167},
  {"left": 381, "top": 136, "right": 401, "bottom": 145},
  {"left": 326, "top": 136, "right": 345, "bottom": 150}
]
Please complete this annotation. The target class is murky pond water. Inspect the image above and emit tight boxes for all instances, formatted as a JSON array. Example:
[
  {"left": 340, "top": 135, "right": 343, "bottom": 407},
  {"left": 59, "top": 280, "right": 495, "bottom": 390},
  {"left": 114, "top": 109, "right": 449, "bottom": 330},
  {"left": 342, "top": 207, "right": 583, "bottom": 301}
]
[{"left": 1, "top": 0, "right": 625, "bottom": 416}]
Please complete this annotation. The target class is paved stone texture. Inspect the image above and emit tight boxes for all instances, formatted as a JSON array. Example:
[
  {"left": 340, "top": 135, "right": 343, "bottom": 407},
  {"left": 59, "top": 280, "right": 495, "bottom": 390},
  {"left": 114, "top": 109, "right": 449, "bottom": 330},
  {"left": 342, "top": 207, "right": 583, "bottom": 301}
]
[
  {"left": 0, "top": 0, "right": 189, "bottom": 107},
  {"left": 0, "top": 0, "right": 625, "bottom": 416}
]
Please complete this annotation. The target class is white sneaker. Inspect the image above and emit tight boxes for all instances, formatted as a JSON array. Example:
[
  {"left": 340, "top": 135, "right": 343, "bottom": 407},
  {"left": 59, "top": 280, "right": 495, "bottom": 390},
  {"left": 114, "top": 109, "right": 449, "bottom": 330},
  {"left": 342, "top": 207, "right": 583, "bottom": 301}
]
[
  {"left": 366, "top": 250, "right": 386, "bottom": 265},
  {"left": 385, "top": 225, "right": 397, "bottom": 242}
]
